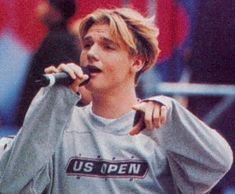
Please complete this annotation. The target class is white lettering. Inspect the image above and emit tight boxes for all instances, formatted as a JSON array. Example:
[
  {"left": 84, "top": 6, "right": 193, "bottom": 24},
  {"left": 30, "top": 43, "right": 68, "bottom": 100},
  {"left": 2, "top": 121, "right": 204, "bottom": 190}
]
[
  {"left": 107, "top": 164, "right": 118, "bottom": 173},
  {"left": 128, "top": 164, "right": 141, "bottom": 174},
  {"left": 101, "top": 163, "right": 107, "bottom": 174},
  {"left": 84, "top": 162, "right": 94, "bottom": 172},
  {"left": 73, "top": 161, "right": 84, "bottom": 172},
  {"left": 118, "top": 164, "right": 128, "bottom": 174}
]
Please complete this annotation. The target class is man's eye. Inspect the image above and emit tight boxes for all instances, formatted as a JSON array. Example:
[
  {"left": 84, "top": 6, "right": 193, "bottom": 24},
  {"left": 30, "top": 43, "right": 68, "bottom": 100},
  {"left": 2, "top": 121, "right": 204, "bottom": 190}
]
[
  {"left": 103, "top": 44, "right": 115, "bottom": 50},
  {"left": 83, "top": 43, "right": 91, "bottom": 49}
]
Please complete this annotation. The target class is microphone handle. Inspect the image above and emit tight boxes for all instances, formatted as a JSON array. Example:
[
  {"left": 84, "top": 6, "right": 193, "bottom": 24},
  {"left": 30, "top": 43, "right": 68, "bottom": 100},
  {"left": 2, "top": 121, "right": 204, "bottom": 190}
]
[{"left": 35, "top": 70, "right": 90, "bottom": 87}]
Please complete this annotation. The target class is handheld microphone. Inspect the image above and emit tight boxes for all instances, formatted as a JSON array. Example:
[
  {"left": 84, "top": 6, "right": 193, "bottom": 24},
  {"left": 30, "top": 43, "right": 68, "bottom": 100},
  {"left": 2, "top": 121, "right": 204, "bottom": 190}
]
[{"left": 35, "top": 67, "right": 90, "bottom": 87}]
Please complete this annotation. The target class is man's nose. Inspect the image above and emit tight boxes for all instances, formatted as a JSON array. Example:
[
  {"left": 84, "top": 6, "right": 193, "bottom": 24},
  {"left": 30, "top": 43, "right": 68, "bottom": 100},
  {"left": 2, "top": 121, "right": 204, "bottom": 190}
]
[{"left": 87, "top": 44, "right": 99, "bottom": 62}]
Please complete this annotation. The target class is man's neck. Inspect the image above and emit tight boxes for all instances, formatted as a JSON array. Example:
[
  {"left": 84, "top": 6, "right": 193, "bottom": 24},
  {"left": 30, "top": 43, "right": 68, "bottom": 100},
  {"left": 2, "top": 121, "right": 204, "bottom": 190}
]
[{"left": 91, "top": 87, "right": 138, "bottom": 119}]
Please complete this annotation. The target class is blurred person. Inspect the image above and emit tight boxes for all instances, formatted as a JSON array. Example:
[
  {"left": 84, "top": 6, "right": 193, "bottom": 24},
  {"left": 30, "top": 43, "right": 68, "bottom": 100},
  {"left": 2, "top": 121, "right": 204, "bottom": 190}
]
[
  {"left": 0, "top": 7, "right": 233, "bottom": 194},
  {"left": 15, "top": 0, "right": 85, "bottom": 127}
]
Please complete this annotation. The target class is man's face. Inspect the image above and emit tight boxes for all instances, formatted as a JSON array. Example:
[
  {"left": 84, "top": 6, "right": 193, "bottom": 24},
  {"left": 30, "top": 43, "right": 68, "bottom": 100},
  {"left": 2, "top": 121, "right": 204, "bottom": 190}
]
[{"left": 80, "top": 23, "right": 136, "bottom": 93}]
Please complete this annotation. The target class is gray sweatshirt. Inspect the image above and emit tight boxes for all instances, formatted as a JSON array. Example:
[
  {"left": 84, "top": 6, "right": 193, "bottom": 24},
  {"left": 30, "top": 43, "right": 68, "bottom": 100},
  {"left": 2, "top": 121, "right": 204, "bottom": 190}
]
[{"left": 0, "top": 86, "right": 233, "bottom": 194}]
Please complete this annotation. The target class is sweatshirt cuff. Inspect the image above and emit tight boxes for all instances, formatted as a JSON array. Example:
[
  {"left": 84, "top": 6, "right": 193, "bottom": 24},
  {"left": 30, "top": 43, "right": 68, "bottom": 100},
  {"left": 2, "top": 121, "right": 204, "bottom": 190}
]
[{"left": 141, "top": 95, "right": 172, "bottom": 109}]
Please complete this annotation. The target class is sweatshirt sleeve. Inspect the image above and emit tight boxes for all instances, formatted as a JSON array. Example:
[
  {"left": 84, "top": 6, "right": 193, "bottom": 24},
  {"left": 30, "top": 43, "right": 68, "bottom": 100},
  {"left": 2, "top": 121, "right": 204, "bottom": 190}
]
[
  {"left": 0, "top": 85, "right": 80, "bottom": 193},
  {"left": 144, "top": 95, "right": 233, "bottom": 194}
]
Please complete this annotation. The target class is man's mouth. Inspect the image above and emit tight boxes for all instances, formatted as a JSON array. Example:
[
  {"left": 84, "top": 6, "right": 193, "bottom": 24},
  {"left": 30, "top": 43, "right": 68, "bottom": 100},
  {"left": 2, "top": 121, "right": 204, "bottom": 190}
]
[
  {"left": 86, "top": 65, "right": 102, "bottom": 74},
  {"left": 79, "top": 65, "right": 101, "bottom": 86}
]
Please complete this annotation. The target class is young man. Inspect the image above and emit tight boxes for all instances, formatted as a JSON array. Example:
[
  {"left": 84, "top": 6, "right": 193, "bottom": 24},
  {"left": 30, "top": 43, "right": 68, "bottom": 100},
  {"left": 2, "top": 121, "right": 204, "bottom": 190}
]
[{"left": 0, "top": 7, "right": 233, "bottom": 194}]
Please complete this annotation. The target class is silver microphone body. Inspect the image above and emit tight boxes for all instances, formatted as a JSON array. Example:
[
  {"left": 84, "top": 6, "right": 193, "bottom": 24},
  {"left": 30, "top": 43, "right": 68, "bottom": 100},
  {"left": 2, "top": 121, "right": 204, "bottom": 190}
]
[{"left": 35, "top": 67, "right": 90, "bottom": 87}]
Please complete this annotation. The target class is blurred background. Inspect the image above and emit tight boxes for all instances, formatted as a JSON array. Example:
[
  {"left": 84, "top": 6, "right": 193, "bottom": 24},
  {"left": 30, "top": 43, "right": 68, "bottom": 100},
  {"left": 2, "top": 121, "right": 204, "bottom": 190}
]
[{"left": 0, "top": 0, "right": 234, "bottom": 193}]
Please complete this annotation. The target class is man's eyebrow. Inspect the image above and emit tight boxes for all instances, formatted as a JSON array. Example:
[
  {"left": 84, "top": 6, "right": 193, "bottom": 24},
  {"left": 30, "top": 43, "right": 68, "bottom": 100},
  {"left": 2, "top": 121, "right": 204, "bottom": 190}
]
[
  {"left": 82, "top": 36, "right": 120, "bottom": 47},
  {"left": 101, "top": 37, "right": 120, "bottom": 47},
  {"left": 82, "top": 36, "right": 92, "bottom": 42}
]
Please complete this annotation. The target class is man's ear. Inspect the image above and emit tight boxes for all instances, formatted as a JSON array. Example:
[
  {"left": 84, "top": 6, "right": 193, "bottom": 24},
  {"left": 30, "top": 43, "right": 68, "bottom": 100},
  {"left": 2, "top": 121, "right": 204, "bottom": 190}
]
[{"left": 131, "top": 56, "right": 145, "bottom": 73}]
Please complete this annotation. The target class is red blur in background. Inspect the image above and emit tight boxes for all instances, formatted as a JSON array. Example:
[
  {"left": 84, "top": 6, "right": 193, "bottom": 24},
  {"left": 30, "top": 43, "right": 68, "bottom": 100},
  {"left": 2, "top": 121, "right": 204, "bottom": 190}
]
[{"left": 0, "top": 0, "right": 189, "bottom": 61}]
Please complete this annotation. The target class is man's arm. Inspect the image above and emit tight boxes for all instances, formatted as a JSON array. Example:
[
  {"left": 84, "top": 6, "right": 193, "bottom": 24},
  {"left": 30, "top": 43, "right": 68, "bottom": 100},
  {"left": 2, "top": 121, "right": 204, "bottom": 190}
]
[
  {"left": 0, "top": 86, "right": 80, "bottom": 193},
  {"left": 135, "top": 95, "right": 233, "bottom": 193}
]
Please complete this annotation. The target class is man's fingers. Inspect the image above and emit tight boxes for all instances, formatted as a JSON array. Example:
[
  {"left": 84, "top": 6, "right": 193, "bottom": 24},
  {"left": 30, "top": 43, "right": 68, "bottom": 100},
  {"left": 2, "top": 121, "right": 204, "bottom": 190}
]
[
  {"left": 160, "top": 106, "right": 167, "bottom": 124},
  {"left": 153, "top": 104, "right": 168, "bottom": 128},
  {"left": 43, "top": 63, "right": 89, "bottom": 93},
  {"left": 144, "top": 103, "right": 154, "bottom": 130},
  {"left": 152, "top": 104, "right": 161, "bottom": 128},
  {"left": 44, "top": 63, "right": 88, "bottom": 81},
  {"left": 132, "top": 102, "right": 154, "bottom": 129},
  {"left": 58, "top": 63, "right": 76, "bottom": 79},
  {"left": 57, "top": 63, "right": 89, "bottom": 85},
  {"left": 129, "top": 114, "right": 145, "bottom": 136},
  {"left": 44, "top": 66, "right": 59, "bottom": 74},
  {"left": 67, "top": 63, "right": 86, "bottom": 79},
  {"left": 131, "top": 102, "right": 168, "bottom": 136},
  {"left": 132, "top": 103, "right": 146, "bottom": 112}
]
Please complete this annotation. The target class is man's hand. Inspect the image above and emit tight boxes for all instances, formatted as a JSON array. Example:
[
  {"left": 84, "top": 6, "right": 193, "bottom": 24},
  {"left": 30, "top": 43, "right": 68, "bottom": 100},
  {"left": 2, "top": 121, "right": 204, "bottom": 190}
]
[
  {"left": 44, "top": 63, "right": 89, "bottom": 93},
  {"left": 129, "top": 101, "right": 167, "bottom": 136}
]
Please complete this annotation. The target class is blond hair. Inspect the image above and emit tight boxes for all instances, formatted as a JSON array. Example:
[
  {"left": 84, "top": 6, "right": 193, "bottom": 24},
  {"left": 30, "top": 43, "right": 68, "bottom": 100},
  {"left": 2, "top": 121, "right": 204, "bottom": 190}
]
[{"left": 77, "top": 7, "right": 160, "bottom": 74}]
